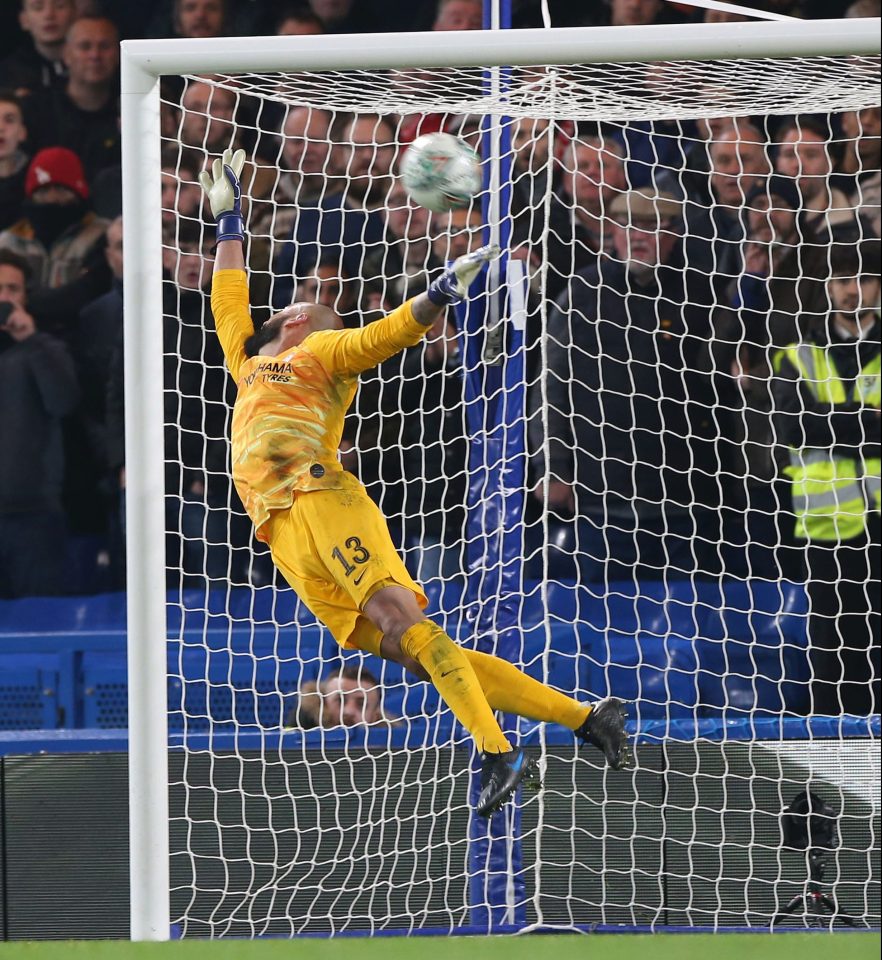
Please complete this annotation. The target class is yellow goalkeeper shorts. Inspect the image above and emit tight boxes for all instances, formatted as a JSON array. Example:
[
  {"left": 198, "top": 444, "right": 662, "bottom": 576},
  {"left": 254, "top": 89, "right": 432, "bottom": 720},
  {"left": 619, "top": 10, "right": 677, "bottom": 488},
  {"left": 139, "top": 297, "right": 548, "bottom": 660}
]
[{"left": 265, "top": 472, "right": 427, "bottom": 654}]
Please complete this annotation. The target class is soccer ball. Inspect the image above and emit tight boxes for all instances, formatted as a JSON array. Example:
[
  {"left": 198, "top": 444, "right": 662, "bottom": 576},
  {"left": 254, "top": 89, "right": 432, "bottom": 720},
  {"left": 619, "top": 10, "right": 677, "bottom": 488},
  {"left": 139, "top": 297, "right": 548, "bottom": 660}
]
[{"left": 399, "top": 132, "right": 481, "bottom": 213}]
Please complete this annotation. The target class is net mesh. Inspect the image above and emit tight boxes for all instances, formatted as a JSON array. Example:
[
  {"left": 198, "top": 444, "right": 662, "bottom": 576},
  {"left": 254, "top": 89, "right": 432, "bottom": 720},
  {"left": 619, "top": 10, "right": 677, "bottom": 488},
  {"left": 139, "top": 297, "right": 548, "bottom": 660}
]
[{"left": 156, "top": 52, "right": 881, "bottom": 936}]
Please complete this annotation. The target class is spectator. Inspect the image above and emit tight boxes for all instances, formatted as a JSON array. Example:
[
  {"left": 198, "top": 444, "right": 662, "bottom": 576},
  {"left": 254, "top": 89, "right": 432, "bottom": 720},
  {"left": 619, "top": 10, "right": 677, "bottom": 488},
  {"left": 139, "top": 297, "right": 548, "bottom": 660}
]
[
  {"left": 1, "top": 0, "right": 75, "bottom": 96},
  {"left": 583, "top": 0, "right": 684, "bottom": 27},
  {"left": 510, "top": 116, "right": 563, "bottom": 271},
  {"left": 772, "top": 240, "right": 880, "bottom": 716},
  {"left": 161, "top": 146, "right": 203, "bottom": 229},
  {"left": 612, "top": 65, "right": 700, "bottom": 191},
  {"left": 704, "top": 8, "right": 749, "bottom": 21},
  {"left": 288, "top": 679, "right": 323, "bottom": 728},
  {"left": 775, "top": 116, "right": 852, "bottom": 236},
  {"left": 287, "top": 664, "right": 391, "bottom": 728},
  {"left": 838, "top": 107, "right": 882, "bottom": 233},
  {"left": 547, "top": 132, "right": 626, "bottom": 295},
  {"left": 172, "top": 0, "right": 227, "bottom": 38},
  {"left": 308, "top": 0, "right": 369, "bottom": 32},
  {"left": 295, "top": 256, "right": 357, "bottom": 319},
  {"left": 730, "top": 177, "right": 822, "bottom": 340},
  {"left": 275, "top": 4, "right": 325, "bottom": 34},
  {"left": 529, "top": 189, "right": 719, "bottom": 583},
  {"left": 270, "top": 112, "right": 402, "bottom": 311},
  {"left": 837, "top": 106, "right": 881, "bottom": 179},
  {"left": 177, "top": 78, "right": 276, "bottom": 185},
  {"left": 431, "top": 204, "right": 483, "bottom": 264},
  {"left": 845, "top": 0, "right": 881, "bottom": 15},
  {"left": 656, "top": 113, "right": 752, "bottom": 211},
  {"left": 0, "top": 248, "right": 79, "bottom": 598},
  {"left": 0, "top": 146, "right": 107, "bottom": 290},
  {"left": 321, "top": 664, "right": 386, "bottom": 726},
  {"left": 61, "top": 212, "right": 124, "bottom": 581},
  {"left": 381, "top": 180, "right": 436, "bottom": 303},
  {"left": 433, "top": 0, "right": 483, "bottom": 30},
  {"left": 150, "top": 0, "right": 285, "bottom": 38},
  {"left": 251, "top": 105, "right": 333, "bottom": 239},
  {"left": 709, "top": 177, "right": 824, "bottom": 577},
  {"left": 161, "top": 219, "right": 234, "bottom": 587},
  {"left": 24, "top": 15, "right": 121, "bottom": 184},
  {"left": 397, "top": 310, "right": 467, "bottom": 584},
  {"left": 177, "top": 80, "right": 237, "bottom": 154},
  {"left": 340, "top": 112, "right": 397, "bottom": 212},
  {"left": 609, "top": 0, "right": 663, "bottom": 24},
  {"left": 0, "top": 91, "right": 30, "bottom": 232},
  {"left": 394, "top": 0, "right": 484, "bottom": 144},
  {"left": 72, "top": 213, "right": 122, "bottom": 478},
  {"left": 684, "top": 121, "right": 771, "bottom": 294}
]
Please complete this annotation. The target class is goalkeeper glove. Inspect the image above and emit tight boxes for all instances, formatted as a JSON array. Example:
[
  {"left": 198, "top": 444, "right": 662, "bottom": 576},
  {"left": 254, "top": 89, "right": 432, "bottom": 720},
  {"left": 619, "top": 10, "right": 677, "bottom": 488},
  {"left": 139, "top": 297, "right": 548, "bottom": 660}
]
[
  {"left": 198, "top": 147, "right": 246, "bottom": 243},
  {"left": 427, "top": 243, "right": 500, "bottom": 307}
]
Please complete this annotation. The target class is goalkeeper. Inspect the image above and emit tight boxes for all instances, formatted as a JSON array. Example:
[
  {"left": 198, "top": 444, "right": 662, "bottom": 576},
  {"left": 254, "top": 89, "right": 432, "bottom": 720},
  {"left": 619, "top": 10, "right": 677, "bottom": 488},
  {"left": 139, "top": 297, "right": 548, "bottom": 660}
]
[{"left": 200, "top": 149, "right": 630, "bottom": 817}]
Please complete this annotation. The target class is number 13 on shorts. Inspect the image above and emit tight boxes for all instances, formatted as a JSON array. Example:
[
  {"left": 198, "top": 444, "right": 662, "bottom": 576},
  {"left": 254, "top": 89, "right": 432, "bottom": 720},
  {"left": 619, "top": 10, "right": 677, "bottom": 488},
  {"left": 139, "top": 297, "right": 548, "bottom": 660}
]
[{"left": 331, "top": 536, "right": 371, "bottom": 579}]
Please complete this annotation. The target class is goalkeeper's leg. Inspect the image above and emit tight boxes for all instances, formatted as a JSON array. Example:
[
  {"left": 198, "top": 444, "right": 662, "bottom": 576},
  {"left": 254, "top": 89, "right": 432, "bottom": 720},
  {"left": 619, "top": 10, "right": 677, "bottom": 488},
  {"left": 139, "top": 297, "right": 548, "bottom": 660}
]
[
  {"left": 397, "top": 640, "right": 631, "bottom": 770},
  {"left": 364, "top": 585, "right": 512, "bottom": 754},
  {"left": 364, "top": 586, "right": 542, "bottom": 816},
  {"left": 461, "top": 648, "right": 589, "bottom": 729}
]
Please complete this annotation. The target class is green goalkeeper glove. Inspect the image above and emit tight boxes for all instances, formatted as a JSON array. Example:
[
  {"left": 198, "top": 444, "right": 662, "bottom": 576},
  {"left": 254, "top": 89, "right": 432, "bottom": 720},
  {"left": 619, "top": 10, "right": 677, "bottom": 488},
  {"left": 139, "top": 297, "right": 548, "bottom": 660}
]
[
  {"left": 427, "top": 243, "right": 501, "bottom": 306},
  {"left": 198, "top": 147, "right": 246, "bottom": 243}
]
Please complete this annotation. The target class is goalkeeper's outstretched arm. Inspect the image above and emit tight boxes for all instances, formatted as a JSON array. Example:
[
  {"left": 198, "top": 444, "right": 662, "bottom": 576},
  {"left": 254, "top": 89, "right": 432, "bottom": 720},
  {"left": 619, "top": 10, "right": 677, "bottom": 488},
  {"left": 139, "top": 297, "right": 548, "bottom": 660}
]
[
  {"left": 199, "top": 147, "right": 500, "bottom": 375},
  {"left": 200, "top": 148, "right": 247, "bottom": 274},
  {"left": 199, "top": 148, "right": 251, "bottom": 378}
]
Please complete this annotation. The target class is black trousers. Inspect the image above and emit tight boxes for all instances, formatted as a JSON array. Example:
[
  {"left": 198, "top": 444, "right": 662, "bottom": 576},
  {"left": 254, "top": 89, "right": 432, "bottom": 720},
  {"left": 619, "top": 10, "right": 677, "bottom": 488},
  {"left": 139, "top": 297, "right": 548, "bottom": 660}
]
[{"left": 805, "top": 521, "right": 881, "bottom": 716}]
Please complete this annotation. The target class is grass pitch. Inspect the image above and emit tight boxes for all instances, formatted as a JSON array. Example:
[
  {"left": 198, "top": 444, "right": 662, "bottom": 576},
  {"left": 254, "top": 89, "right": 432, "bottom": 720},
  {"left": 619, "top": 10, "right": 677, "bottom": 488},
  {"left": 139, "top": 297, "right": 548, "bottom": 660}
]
[{"left": 1, "top": 933, "right": 879, "bottom": 960}]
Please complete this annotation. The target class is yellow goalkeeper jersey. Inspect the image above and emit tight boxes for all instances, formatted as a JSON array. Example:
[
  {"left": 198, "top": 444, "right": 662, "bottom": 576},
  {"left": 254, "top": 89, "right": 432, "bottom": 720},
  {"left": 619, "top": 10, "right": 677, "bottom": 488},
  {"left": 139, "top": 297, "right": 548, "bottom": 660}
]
[{"left": 211, "top": 269, "right": 428, "bottom": 541}]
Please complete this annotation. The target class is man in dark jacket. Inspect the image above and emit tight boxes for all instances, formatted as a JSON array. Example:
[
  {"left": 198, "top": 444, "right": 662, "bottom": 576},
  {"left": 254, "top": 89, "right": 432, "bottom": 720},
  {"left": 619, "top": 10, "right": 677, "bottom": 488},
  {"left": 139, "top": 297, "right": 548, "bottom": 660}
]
[
  {"left": 161, "top": 221, "right": 238, "bottom": 587},
  {"left": 24, "top": 15, "right": 121, "bottom": 184},
  {"left": 0, "top": 248, "right": 79, "bottom": 597},
  {"left": 530, "top": 188, "right": 719, "bottom": 583},
  {"left": 772, "top": 240, "right": 880, "bottom": 716},
  {"left": 0, "top": 0, "right": 74, "bottom": 95},
  {"left": 683, "top": 122, "right": 770, "bottom": 301}
]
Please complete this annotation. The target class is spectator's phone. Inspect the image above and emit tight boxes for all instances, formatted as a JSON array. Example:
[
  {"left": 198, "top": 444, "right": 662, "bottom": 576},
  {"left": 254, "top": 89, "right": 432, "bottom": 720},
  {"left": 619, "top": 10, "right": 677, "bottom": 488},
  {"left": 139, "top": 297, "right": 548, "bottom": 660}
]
[{"left": 0, "top": 301, "right": 14, "bottom": 327}]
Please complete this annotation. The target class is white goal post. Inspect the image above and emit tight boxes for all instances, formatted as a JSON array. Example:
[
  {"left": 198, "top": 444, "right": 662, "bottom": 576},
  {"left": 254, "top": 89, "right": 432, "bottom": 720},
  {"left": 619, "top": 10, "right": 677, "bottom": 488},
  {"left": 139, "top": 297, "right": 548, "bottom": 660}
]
[{"left": 121, "top": 18, "right": 881, "bottom": 942}]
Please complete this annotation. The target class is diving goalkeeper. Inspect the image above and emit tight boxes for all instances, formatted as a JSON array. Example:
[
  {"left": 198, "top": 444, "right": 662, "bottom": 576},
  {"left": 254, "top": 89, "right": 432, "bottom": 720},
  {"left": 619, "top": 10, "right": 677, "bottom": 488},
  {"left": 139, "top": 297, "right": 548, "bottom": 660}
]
[{"left": 200, "top": 149, "right": 630, "bottom": 817}]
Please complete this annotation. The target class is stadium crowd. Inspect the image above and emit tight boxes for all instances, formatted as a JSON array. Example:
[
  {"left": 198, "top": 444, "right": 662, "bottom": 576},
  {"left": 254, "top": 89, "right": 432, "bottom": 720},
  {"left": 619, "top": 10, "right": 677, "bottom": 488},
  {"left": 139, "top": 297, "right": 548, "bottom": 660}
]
[{"left": 0, "top": 0, "right": 879, "bottom": 716}]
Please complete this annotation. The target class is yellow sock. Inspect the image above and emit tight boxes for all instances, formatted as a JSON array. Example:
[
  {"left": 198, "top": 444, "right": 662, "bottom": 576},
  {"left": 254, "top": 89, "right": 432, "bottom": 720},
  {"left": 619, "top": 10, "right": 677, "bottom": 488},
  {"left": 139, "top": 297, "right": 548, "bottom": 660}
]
[
  {"left": 463, "top": 649, "right": 590, "bottom": 730},
  {"left": 400, "top": 621, "right": 511, "bottom": 754}
]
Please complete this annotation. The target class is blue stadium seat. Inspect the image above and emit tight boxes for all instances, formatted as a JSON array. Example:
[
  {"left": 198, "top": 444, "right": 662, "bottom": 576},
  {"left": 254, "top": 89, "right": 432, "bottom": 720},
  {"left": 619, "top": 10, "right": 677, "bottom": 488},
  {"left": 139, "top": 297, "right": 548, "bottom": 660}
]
[
  {"left": 519, "top": 622, "right": 585, "bottom": 697},
  {"left": 579, "top": 582, "right": 713, "bottom": 719},
  {"left": 167, "top": 623, "right": 329, "bottom": 731},
  {"left": 697, "top": 580, "right": 810, "bottom": 716},
  {"left": 81, "top": 651, "right": 128, "bottom": 728},
  {"left": 0, "top": 655, "right": 60, "bottom": 729}
]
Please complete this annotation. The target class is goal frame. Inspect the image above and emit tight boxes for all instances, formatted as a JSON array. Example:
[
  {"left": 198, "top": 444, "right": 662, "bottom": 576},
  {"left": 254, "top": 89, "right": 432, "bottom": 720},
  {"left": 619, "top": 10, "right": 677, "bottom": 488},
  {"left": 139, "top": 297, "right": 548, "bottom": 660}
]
[{"left": 120, "top": 17, "right": 881, "bottom": 941}]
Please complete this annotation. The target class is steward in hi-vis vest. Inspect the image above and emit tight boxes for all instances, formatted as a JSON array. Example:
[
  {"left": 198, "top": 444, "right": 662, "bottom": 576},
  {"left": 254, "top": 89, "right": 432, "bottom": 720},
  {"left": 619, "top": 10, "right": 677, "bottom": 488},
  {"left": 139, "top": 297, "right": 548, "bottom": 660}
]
[
  {"left": 773, "top": 339, "right": 880, "bottom": 543},
  {"left": 772, "top": 239, "right": 880, "bottom": 717}
]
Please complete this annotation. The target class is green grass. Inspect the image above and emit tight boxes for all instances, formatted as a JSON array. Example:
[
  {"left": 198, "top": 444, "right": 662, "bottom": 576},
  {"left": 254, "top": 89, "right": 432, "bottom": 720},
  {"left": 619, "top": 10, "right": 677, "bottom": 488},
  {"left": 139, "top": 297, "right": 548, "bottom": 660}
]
[{"left": 0, "top": 933, "right": 879, "bottom": 960}]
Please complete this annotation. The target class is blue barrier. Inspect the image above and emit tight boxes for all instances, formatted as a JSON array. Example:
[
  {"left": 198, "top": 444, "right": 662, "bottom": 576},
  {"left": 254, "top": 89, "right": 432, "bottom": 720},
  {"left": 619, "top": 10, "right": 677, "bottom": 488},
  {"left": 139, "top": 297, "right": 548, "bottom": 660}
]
[
  {"left": 0, "top": 580, "right": 816, "bottom": 733},
  {"left": 1, "top": 714, "right": 878, "bottom": 759}
]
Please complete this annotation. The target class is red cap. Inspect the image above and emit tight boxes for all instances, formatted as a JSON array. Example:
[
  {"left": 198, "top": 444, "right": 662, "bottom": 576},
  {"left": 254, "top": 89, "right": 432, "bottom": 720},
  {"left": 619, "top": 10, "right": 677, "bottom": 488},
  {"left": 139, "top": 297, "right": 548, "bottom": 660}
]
[{"left": 25, "top": 147, "right": 89, "bottom": 201}]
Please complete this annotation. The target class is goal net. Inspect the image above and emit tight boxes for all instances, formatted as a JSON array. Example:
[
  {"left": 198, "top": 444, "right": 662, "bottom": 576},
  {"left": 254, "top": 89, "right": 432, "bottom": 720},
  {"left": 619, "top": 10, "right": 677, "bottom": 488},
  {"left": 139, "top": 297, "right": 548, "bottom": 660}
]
[{"left": 125, "top": 22, "right": 881, "bottom": 939}]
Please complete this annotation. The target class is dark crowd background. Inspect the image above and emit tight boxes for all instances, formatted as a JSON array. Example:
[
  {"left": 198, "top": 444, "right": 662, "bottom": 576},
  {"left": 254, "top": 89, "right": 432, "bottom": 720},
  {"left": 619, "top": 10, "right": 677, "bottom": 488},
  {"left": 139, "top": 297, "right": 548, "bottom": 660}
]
[{"left": 0, "top": 0, "right": 879, "bottom": 718}]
